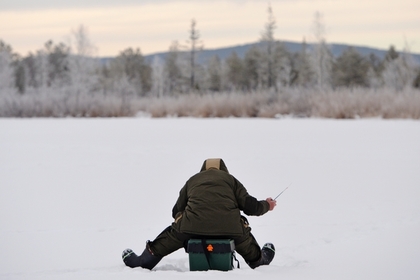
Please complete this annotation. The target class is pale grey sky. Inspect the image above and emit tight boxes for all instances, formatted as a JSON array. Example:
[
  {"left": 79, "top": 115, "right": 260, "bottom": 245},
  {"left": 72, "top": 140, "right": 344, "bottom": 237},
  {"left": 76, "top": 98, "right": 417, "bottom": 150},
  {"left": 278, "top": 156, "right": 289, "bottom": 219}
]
[
  {"left": 0, "top": 0, "right": 170, "bottom": 10},
  {"left": 1, "top": 0, "right": 419, "bottom": 56}
]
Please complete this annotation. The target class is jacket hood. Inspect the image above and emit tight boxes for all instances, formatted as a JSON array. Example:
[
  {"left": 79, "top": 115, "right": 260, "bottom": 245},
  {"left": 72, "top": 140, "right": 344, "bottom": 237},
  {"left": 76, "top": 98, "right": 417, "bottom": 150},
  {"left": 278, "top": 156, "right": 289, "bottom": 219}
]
[{"left": 200, "top": 158, "right": 229, "bottom": 173}]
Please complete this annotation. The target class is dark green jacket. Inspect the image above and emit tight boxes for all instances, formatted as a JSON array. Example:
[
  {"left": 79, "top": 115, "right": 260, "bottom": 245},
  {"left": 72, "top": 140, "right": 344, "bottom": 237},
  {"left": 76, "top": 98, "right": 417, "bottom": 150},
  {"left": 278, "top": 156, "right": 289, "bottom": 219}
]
[{"left": 172, "top": 169, "right": 270, "bottom": 237}]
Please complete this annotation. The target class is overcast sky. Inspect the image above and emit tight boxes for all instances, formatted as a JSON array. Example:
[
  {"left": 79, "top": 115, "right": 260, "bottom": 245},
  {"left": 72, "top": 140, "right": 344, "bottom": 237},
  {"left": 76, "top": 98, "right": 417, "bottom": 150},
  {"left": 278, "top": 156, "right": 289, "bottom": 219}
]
[{"left": 1, "top": 0, "right": 419, "bottom": 56}]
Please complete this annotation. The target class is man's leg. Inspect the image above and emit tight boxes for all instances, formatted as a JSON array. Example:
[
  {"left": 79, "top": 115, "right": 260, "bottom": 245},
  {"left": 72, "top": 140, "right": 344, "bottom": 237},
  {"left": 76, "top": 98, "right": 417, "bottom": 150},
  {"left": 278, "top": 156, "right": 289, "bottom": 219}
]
[
  {"left": 148, "top": 225, "right": 185, "bottom": 257},
  {"left": 122, "top": 241, "right": 161, "bottom": 269},
  {"left": 234, "top": 217, "right": 275, "bottom": 269},
  {"left": 122, "top": 225, "right": 184, "bottom": 270},
  {"left": 234, "top": 231, "right": 262, "bottom": 264}
]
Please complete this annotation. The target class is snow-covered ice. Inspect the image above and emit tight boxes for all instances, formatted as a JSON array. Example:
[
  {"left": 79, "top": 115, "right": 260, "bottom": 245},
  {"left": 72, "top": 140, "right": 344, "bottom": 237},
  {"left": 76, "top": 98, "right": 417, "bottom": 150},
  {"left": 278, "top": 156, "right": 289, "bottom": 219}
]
[{"left": 1, "top": 118, "right": 419, "bottom": 280}]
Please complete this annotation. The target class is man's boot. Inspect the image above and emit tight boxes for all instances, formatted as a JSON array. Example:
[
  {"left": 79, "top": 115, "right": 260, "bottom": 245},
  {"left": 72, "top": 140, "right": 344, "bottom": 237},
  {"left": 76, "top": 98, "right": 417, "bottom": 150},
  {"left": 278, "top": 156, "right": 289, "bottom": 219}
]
[
  {"left": 122, "top": 241, "right": 162, "bottom": 270},
  {"left": 248, "top": 243, "right": 275, "bottom": 269}
]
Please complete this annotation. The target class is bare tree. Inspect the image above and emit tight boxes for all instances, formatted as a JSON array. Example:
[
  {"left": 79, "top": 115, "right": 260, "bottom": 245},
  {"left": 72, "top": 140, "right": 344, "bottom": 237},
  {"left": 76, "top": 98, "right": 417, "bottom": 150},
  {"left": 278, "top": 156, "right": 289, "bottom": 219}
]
[
  {"left": 311, "top": 11, "right": 333, "bottom": 89},
  {"left": 187, "top": 19, "right": 203, "bottom": 91},
  {"left": 71, "top": 24, "right": 97, "bottom": 57},
  {"left": 69, "top": 25, "right": 99, "bottom": 95},
  {"left": 260, "top": 3, "right": 277, "bottom": 89}
]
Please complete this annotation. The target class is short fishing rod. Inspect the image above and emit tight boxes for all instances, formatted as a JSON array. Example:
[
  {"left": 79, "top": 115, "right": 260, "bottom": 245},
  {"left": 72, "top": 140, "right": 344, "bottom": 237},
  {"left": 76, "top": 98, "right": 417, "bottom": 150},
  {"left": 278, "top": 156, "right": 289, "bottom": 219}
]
[{"left": 274, "top": 184, "right": 291, "bottom": 200}]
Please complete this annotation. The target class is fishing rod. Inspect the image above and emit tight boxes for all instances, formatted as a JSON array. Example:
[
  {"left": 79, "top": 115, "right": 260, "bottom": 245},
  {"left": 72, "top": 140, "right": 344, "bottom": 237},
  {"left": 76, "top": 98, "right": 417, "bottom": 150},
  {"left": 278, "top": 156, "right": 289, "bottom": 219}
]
[{"left": 274, "top": 184, "right": 291, "bottom": 200}]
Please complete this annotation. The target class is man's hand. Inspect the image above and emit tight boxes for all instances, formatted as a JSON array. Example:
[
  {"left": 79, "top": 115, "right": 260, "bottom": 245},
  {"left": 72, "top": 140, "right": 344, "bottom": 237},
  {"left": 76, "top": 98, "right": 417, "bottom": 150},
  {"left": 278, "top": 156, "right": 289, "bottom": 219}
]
[{"left": 266, "top": 197, "right": 277, "bottom": 211}]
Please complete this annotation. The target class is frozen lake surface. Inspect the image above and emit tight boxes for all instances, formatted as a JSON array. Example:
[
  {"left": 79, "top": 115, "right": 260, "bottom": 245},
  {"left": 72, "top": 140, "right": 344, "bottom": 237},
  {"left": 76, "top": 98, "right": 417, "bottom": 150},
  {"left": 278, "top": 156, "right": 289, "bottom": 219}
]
[{"left": 1, "top": 118, "right": 419, "bottom": 280}]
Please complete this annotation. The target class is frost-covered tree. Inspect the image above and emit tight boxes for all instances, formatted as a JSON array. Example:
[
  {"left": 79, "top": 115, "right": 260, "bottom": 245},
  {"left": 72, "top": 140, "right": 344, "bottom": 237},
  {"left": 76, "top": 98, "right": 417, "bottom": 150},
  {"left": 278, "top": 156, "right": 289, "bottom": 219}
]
[
  {"left": 225, "top": 51, "right": 245, "bottom": 91},
  {"left": 71, "top": 24, "right": 96, "bottom": 57},
  {"left": 164, "top": 41, "right": 184, "bottom": 95},
  {"left": 68, "top": 25, "right": 99, "bottom": 95},
  {"left": 243, "top": 46, "right": 262, "bottom": 90},
  {"left": 206, "top": 55, "right": 222, "bottom": 92},
  {"left": 380, "top": 44, "right": 417, "bottom": 90},
  {"left": 0, "top": 40, "right": 15, "bottom": 91},
  {"left": 258, "top": 4, "right": 292, "bottom": 90},
  {"left": 17, "top": 41, "right": 70, "bottom": 93},
  {"left": 382, "top": 58, "right": 407, "bottom": 91},
  {"left": 272, "top": 43, "right": 292, "bottom": 88},
  {"left": 366, "top": 53, "right": 383, "bottom": 88},
  {"left": 151, "top": 55, "right": 165, "bottom": 97},
  {"left": 311, "top": 11, "right": 333, "bottom": 89},
  {"left": 17, "top": 50, "right": 47, "bottom": 93},
  {"left": 0, "top": 40, "right": 26, "bottom": 93},
  {"left": 291, "top": 38, "right": 314, "bottom": 87},
  {"left": 109, "top": 48, "right": 151, "bottom": 96},
  {"left": 44, "top": 40, "right": 71, "bottom": 88}
]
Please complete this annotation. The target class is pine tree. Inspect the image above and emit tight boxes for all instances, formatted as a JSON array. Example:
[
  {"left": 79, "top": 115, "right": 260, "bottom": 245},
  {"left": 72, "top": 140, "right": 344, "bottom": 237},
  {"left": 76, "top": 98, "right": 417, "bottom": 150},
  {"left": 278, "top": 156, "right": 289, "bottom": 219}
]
[
  {"left": 225, "top": 51, "right": 245, "bottom": 91},
  {"left": 206, "top": 55, "right": 222, "bottom": 92},
  {"left": 367, "top": 53, "right": 383, "bottom": 88},
  {"left": 44, "top": 40, "right": 71, "bottom": 88},
  {"left": 413, "top": 68, "right": 420, "bottom": 88},
  {"left": 333, "top": 47, "right": 370, "bottom": 87},
  {"left": 384, "top": 45, "right": 399, "bottom": 62},
  {"left": 243, "top": 46, "right": 262, "bottom": 91},
  {"left": 292, "top": 38, "right": 314, "bottom": 87}
]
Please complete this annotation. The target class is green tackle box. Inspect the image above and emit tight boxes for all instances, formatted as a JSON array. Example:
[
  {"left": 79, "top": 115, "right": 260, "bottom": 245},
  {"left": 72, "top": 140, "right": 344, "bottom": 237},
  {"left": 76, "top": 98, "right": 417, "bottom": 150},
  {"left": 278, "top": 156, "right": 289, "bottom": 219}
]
[{"left": 187, "top": 239, "right": 235, "bottom": 271}]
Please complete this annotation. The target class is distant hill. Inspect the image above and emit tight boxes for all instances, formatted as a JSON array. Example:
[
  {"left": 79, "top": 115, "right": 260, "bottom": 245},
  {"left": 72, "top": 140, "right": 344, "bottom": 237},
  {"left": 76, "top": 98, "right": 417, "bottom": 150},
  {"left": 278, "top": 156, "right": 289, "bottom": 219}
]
[{"left": 103, "top": 40, "right": 420, "bottom": 65}]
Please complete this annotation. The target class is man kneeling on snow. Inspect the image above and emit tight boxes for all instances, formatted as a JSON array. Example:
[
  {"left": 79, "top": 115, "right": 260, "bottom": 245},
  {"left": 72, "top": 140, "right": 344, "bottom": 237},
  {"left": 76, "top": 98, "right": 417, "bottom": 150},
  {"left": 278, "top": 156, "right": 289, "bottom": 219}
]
[{"left": 122, "top": 158, "right": 277, "bottom": 269}]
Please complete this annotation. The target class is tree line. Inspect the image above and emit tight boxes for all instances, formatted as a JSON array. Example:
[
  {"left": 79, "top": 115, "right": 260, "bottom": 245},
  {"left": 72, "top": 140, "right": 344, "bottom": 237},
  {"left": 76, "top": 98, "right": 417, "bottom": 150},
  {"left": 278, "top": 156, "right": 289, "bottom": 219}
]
[{"left": 0, "top": 7, "right": 419, "bottom": 118}]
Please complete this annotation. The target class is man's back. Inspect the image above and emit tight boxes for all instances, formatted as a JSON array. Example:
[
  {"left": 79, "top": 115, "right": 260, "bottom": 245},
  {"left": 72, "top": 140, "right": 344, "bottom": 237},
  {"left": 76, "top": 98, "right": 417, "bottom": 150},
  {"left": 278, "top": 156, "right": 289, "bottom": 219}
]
[{"left": 173, "top": 169, "right": 246, "bottom": 236}]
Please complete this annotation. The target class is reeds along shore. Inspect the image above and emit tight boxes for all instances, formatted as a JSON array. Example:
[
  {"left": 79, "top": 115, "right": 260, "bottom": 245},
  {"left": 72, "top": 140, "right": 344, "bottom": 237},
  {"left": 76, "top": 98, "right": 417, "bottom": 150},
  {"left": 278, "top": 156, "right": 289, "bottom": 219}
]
[{"left": 1, "top": 88, "right": 419, "bottom": 119}]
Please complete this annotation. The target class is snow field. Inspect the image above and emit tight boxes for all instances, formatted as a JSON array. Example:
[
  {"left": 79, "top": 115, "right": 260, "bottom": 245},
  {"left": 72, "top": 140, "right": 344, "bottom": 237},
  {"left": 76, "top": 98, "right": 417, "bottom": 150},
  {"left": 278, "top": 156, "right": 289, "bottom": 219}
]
[{"left": 0, "top": 118, "right": 419, "bottom": 280}]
